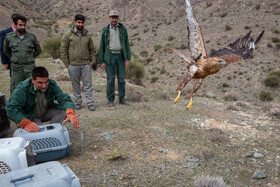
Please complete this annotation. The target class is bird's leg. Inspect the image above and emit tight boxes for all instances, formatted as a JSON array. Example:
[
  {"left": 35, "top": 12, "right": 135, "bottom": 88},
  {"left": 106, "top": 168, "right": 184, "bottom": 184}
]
[
  {"left": 174, "top": 65, "right": 197, "bottom": 103},
  {"left": 187, "top": 79, "right": 202, "bottom": 110},
  {"left": 174, "top": 91, "right": 181, "bottom": 103}
]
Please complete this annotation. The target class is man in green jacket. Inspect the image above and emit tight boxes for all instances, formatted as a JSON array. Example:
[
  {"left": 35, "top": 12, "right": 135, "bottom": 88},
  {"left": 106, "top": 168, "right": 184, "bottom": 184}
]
[
  {"left": 4, "top": 15, "right": 41, "bottom": 92},
  {"left": 6, "top": 67, "right": 80, "bottom": 132},
  {"left": 99, "top": 10, "right": 131, "bottom": 108},
  {"left": 61, "top": 14, "right": 96, "bottom": 111}
]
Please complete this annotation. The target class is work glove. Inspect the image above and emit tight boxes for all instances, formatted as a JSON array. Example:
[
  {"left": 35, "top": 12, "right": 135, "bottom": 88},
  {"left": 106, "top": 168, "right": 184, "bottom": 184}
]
[
  {"left": 18, "top": 118, "right": 40, "bottom": 132},
  {"left": 63, "top": 108, "right": 80, "bottom": 128}
]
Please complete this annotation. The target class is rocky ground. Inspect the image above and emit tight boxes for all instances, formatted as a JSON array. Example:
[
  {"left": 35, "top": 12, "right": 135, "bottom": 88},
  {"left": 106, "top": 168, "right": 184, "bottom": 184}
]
[{"left": 1, "top": 59, "right": 279, "bottom": 186}]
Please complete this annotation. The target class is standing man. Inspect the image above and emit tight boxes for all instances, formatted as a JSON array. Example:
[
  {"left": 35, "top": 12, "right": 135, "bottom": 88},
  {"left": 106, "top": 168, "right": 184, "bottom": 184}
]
[
  {"left": 4, "top": 15, "right": 41, "bottom": 92},
  {"left": 0, "top": 14, "right": 20, "bottom": 74},
  {"left": 61, "top": 14, "right": 96, "bottom": 111},
  {"left": 99, "top": 10, "right": 131, "bottom": 108},
  {"left": 6, "top": 67, "right": 80, "bottom": 132}
]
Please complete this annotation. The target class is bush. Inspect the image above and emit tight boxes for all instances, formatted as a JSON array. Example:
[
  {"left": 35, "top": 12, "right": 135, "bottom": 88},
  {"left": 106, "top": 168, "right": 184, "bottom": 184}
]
[
  {"left": 264, "top": 70, "right": 280, "bottom": 87},
  {"left": 259, "top": 90, "right": 273, "bottom": 101},
  {"left": 125, "top": 59, "right": 145, "bottom": 85},
  {"left": 168, "top": 35, "right": 175, "bottom": 41},
  {"left": 272, "top": 37, "right": 280, "bottom": 43},
  {"left": 154, "top": 44, "right": 162, "bottom": 51},
  {"left": 140, "top": 50, "right": 148, "bottom": 57},
  {"left": 225, "top": 24, "right": 232, "bottom": 31},
  {"left": 151, "top": 76, "right": 159, "bottom": 83},
  {"left": 42, "top": 37, "right": 61, "bottom": 59},
  {"left": 267, "top": 43, "right": 273, "bottom": 48},
  {"left": 160, "top": 68, "right": 166, "bottom": 74},
  {"left": 222, "top": 82, "right": 230, "bottom": 88},
  {"left": 220, "top": 13, "right": 227, "bottom": 18},
  {"left": 273, "top": 29, "right": 280, "bottom": 34},
  {"left": 244, "top": 25, "right": 251, "bottom": 30}
]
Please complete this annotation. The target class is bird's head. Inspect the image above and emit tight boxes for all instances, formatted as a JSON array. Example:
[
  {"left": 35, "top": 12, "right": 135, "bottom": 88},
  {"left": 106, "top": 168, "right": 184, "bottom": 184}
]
[{"left": 217, "top": 58, "right": 227, "bottom": 68}]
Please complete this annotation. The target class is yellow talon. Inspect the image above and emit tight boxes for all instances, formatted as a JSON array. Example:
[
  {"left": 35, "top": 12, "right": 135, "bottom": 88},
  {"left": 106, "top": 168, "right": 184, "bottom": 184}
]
[
  {"left": 174, "top": 91, "right": 181, "bottom": 103},
  {"left": 186, "top": 97, "right": 193, "bottom": 110}
]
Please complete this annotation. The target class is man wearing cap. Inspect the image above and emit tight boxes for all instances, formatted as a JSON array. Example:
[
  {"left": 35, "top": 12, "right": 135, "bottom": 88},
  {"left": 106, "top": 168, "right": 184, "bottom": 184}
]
[{"left": 99, "top": 10, "right": 131, "bottom": 108}]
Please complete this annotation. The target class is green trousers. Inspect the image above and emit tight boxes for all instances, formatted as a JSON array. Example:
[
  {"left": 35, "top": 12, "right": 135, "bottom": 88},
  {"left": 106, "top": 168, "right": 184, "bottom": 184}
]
[
  {"left": 106, "top": 53, "right": 125, "bottom": 101},
  {"left": 11, "top": 71, "right": 32, "bottom": 92}
]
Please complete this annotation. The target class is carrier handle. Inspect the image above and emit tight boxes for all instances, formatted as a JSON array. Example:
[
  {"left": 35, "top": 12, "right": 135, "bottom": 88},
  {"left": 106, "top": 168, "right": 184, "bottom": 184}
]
[{"left": 10, "top": 174, "right": 34, "bottom": 183}]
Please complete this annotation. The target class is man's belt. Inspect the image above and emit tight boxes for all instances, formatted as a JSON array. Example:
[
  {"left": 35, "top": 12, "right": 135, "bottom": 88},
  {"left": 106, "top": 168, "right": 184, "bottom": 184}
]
[{"left": 110, "top": 50, "right": 121, "bottom": 54}]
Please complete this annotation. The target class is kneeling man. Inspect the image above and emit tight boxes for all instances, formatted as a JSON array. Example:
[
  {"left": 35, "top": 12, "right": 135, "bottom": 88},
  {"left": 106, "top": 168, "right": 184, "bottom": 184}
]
[{"left": 6, "top": 66, "right": 80, "bottom": 132}]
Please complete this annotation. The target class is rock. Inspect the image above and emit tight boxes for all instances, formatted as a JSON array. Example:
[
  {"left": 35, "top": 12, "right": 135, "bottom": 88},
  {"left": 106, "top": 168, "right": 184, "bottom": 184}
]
[
  {"left": 253, "top": 153, "right": 264, "bottom": 158},
  {"left": 55, "top": 74, "right": 70, "bottom": 81},
  {"left": 205, "top": 92, "right": 215, "bottom": 98},
  {"left": 159, "top": 148, "right": 169, "bottom": 154},
  {"left": 245, "top": 152, "right": 254, "bottom": 158},
  {"left": 271, "top": 107, "right": 280, "bottom": 119},
  {"left": 101, "top": 132, "right": 112, "bottom": 140},
  {"left": 251, "top": 169, "right": 267, "bottom": 179}
]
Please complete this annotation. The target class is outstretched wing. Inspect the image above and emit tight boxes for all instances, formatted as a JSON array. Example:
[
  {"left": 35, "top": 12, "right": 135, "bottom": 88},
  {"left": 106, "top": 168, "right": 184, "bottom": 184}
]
[
  {"left": 185, "top": 0, "right": 207, "bottom": 61},
  {"left": 210, "top": 30, "right": 265, "bottom": 64},
  {"left": 171, "top": 48, "right": 192, "bottom": 64}
]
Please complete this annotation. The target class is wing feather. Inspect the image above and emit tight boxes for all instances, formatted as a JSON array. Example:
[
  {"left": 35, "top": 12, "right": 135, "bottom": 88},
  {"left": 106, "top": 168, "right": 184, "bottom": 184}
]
[
  {"left": 210, "top": 30, "right": 265, "bottom": 63},
  {"left": 185, "top": 0, "right": 207, "bottom": 61},
  {"left": 171, "top": 48, "right": 192, "bottom": 64}
]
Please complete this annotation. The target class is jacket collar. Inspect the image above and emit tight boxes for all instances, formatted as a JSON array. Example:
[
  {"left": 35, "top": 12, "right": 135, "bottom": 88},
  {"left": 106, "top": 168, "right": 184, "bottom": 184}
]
[{"left": 71, "top": 27, "right": 88, "bottom": 36}]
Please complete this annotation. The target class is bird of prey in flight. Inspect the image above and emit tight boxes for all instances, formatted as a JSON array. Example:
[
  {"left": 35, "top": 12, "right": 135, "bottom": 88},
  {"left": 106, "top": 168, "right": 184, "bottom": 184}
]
[{"left": 172, "top": 0, "right": 264, "bottom": 110}]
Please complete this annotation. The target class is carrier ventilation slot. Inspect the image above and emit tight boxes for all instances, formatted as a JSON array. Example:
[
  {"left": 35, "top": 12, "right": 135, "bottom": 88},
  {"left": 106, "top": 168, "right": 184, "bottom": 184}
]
[
  {"left": 31, "top": 137, "right": 62, "bottom": 150},
  {"left": 0, "top": 161, "right": 12, "bottom": 174}
]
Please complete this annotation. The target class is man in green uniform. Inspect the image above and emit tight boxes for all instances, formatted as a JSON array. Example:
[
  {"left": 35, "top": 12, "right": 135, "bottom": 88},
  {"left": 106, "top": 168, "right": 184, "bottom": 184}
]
[
  {"left": 6, "top": 67, "right": 80, "bottom": 132},
  {"left": 4, "top": 15, "right": 41, "bottom": 92},
  {"left": 99, "top": 10, "right": 131, "bottom": 108}
]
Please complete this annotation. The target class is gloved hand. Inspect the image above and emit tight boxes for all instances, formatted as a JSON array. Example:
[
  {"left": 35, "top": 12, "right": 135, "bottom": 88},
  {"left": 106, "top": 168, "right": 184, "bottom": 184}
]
[
  {"left": 18, "top": 118, "right": 40, "bottom": 132},
  {"left": 63, "top": 108, "right": 80, "bottom": 128}
]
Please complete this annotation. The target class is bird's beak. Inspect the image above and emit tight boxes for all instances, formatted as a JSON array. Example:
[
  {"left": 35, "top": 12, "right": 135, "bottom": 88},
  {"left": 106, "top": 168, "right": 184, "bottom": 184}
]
[{"left": 219, "top": 60, "right": 227, "bottom": 67}]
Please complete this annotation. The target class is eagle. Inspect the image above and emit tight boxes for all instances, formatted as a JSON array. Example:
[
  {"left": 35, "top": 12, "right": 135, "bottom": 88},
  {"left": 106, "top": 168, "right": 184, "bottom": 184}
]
[{"left": 172, "top": 0, "right": 264, "bottom": 110}]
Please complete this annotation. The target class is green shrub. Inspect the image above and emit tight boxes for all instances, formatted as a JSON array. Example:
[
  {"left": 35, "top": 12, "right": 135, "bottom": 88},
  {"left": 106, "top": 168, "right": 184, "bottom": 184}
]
[
  {"left": 259, "top": 90, "right": 273, "bottom": 101},
  {"left": 220, "top": 13, "right": 227, "bottom": 18},
  {"left": 272, "top": 37, "right": 280, "bottom": 43},
  {"left": 244, "top": 25, "right": 251, "bottom": 30},
  {"left": 206, "top": 2, "right": 212, "bottom": 7},
  {"left": 255, "top": 4, "right": 261, "bottom": 10},
  {"left": 267, "top": 43, "right": 273, "bottom": 48},
  {"left": 140, "top": 50, "right": 148, "bottom": 57},
  {"left": 42, "top": 37, "right": 61, "bottom": 59},
  {"left": 154, "top": 44, "right": 162, "bottom": 51},
  {"left": 151, "top": 76, "right": 159, "bottom": 83},
  {"left": 125, "top": 59, "right": 145, "bottom": 85},
  {"left": 222, "top": 82, "right": 230, "bottom": 88},
  {"left": 276, "top": 43, "right": 280, "bottom": 49},
  {"left": 273, "top": 29, "right": 280, "bottom": 34},
  {"left": 264, "top": 70, "right": 280, "bottom": 87},
  {"left": 160, "top": 68, "right": 166, "bottom": 74},
  {"left": 225, "top": 24, "right": 232, "bottom": 31},
  {"left": 168, "top": 35, "right": 175, "bottom": 41},
  {"left": 143, "top": 27, "right": 149, "bottom": 33}
]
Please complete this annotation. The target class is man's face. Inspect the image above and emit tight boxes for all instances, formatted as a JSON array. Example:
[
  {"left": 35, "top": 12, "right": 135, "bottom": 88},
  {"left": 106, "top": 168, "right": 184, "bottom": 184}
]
[
  {"left": 31, "top": 77, "right": 49, "bottom": 92},
  {"left": 16, "top": 20, "right": 26, "bottom": 34},
  {"left": 109, "top": 16, "right": 119, "bottom": 25},
  {"left": 75, "top": 20, "right": 84, "bottom": 31}
]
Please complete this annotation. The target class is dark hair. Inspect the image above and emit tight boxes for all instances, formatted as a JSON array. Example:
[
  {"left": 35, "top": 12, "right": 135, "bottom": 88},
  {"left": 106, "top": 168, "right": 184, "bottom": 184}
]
[
  {"left": 13, "top": 15, "right": 27, "bottom": 25},
  {"left": 75, "top": 14, "right": 85, "bottom": 22},
  {"left": 11, "top": 14, "right": 20, "bottom": 20},
  {"left": 32, "top": 67, "right": 49, "bottom": 79}
]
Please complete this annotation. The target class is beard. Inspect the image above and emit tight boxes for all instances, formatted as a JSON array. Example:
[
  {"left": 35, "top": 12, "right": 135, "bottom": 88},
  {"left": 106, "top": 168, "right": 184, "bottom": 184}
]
[
  {"left": 17, "top": 29, "right": 26, "bottom": 34},
  {"left": 77, "top": 26, "right": 83, "bottom": 31}
]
